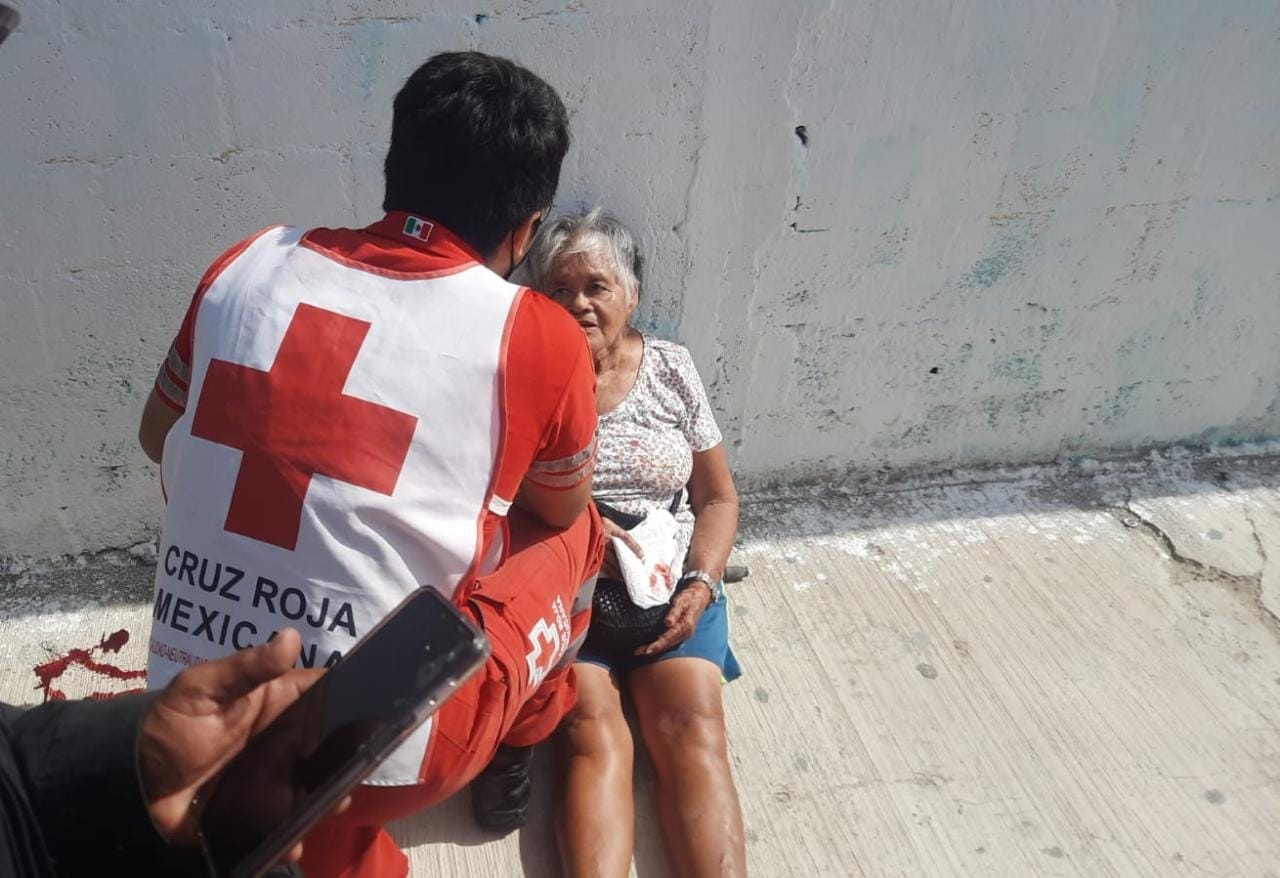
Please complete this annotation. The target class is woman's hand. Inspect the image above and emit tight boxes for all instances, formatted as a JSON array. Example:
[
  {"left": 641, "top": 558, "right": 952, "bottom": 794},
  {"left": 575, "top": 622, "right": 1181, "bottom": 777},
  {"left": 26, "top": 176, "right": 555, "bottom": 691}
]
[
  {"left": 631, "top": 442, "right": 738, "bottom": 657},
  {"left": 635, "top": 580, "right": 712, "bottom": 656},
  {"left": 600, "top": 516, "right": 644, "bottom": 580}
]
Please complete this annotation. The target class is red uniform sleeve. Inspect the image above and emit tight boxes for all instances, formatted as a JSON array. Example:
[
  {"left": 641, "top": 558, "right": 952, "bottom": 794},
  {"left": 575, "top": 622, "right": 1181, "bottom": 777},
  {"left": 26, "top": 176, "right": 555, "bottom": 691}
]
[
  {"left": 490, "top": 294, "right": 599, "bottom": 505},
  {"left": 152, "top": 228, "right": 277, "bottom": 413},
  {"left": 152, "top": 300, "right": 196, "bottom": 413},
  {"left": 525, "top": 336, "right": 597, "bottom": 491}
]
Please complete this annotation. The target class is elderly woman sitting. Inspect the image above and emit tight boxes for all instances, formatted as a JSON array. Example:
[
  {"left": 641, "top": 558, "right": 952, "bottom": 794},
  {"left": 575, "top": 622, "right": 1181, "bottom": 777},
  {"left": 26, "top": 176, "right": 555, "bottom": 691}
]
[{"left": 525, "top": 209, "right": 745, "bottom": 876}]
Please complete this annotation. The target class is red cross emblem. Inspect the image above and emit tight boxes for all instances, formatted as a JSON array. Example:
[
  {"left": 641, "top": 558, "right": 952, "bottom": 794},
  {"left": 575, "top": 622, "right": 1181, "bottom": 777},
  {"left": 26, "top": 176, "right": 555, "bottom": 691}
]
[{"left": 191, "top": 303, "right": 418, "bottom": 550}]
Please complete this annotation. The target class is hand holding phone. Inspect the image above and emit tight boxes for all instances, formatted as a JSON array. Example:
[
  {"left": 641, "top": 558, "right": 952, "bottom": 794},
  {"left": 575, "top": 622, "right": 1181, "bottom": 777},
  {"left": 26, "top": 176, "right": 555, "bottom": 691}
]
[
  {"left": 138, "top": 629, "right": 326, "bottom": 850},
  {"left": 191, "top": 587, "right": 489, "bottom": 878}
]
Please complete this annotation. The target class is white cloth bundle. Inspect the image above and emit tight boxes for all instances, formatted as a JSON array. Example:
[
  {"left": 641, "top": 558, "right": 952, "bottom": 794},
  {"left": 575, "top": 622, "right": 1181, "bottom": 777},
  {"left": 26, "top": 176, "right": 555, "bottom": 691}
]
[{"left": 610, "top": 508, "right": 684, "bottom": 609}]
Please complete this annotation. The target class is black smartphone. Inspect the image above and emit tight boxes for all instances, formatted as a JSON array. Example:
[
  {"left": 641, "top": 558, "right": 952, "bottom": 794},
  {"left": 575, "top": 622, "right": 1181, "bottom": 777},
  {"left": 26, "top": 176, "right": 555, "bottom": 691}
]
[{"left": 192, "top": 586, "right": 490, "bottom": 878}]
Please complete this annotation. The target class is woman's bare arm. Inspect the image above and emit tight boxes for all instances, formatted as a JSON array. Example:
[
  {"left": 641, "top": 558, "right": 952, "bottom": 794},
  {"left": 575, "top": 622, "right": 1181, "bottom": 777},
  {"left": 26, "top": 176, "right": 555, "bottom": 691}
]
[
  {"left": 635, "top": 443, "right": 738, "bottom": 656},
  {"left": 684, "top": 443, "right": 739, "bottom": 582}
]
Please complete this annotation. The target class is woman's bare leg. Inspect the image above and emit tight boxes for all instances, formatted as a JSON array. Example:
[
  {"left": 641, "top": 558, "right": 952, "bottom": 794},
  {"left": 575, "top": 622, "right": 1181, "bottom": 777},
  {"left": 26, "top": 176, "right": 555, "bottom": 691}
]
[
  {"left": 630, "top": 657, "right": 746, "bottom": 877},
  {"left": 556, "top": 663, "right": 636, "bottom": 878}
]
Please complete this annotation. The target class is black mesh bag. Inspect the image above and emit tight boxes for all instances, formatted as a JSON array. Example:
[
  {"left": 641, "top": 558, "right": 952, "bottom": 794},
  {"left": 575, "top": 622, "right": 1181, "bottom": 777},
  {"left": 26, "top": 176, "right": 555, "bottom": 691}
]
[
  {"left": 583, "top": 576, "right": 692, "bottom": 654},
  {"left": 584, "top": 497, "right": 685, "bottom": 654}
]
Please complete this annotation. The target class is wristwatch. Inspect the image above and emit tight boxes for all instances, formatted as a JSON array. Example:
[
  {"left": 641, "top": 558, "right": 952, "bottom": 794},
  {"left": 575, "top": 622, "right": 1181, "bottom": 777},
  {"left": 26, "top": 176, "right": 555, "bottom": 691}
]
[{"left": 679, "top": 569, "right": 722, "bottom": 603}]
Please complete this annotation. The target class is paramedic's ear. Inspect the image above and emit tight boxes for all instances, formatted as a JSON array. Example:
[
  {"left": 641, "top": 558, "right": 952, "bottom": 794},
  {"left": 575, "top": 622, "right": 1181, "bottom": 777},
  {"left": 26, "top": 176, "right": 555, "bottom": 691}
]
[{"left": 491, "top": 211, "right": 544, "bottom": 281}]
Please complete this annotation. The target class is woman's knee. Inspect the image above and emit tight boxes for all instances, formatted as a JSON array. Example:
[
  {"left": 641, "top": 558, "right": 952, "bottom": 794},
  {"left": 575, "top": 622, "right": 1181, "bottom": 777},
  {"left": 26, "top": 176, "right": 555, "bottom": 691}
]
[
  {"left": 642, "top": 699, "right": 730, "bottom": 766},
  {"left": 559, "top": 699, "right": 632, "bottom": 762}
]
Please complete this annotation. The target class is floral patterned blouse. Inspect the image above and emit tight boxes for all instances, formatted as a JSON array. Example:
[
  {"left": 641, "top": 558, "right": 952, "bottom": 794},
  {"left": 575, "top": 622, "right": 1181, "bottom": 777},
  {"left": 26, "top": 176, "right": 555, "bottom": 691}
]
[{"left": 592, "top": 335, "right": 723, "bottom": 562}]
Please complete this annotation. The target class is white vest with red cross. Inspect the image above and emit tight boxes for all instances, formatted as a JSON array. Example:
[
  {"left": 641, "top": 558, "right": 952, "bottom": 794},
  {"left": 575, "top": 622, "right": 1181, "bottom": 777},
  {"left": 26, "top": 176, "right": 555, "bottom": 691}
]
[{"left": 148, "top": 224, "right": 519, "bottom": 785}]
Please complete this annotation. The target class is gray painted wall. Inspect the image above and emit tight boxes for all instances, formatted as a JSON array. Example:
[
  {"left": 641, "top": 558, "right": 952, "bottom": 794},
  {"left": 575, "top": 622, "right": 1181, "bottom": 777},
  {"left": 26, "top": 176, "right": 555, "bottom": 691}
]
[{"left": 2, "top": 1, "right": 1278, "bottom": 557}]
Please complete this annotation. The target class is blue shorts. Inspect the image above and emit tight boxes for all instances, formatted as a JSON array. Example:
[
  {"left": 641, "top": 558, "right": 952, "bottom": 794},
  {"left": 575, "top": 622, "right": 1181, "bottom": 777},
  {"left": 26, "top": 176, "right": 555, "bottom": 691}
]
[{"left": 576, "top": 593, "right": 743, "bottom": 681}]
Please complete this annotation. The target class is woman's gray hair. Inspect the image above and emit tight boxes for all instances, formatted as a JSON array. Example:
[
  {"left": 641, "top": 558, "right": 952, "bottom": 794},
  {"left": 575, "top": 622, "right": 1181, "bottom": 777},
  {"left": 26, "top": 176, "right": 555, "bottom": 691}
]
[{"left": 525, "top": 207, "right": 644, "bottom": 302}]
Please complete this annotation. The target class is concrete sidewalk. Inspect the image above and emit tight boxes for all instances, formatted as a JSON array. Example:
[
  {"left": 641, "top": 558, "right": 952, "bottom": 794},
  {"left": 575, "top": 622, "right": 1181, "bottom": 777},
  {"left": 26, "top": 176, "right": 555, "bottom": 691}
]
[{"left": 3, "top": 453, "right": 1279, "bottom": 877}]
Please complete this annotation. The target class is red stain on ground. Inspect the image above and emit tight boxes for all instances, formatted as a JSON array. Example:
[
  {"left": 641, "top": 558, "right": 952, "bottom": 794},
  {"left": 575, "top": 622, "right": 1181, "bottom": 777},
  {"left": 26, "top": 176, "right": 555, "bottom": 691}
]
[
  {"left": 33, "top": 629, "right": 146, "bottom": 702},
  {"left": 99, "top": 629, "right": 130, "bottom": 653}
]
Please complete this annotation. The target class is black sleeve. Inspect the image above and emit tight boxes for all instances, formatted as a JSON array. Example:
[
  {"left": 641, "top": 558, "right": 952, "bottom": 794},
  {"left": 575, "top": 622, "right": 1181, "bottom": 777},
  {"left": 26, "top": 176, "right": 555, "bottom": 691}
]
[
  {"left": 9, "top": 695, "right": 203, "bottom": 875},
  {"left": 0, "top": 703, "right": 56, "bottom": 877}
]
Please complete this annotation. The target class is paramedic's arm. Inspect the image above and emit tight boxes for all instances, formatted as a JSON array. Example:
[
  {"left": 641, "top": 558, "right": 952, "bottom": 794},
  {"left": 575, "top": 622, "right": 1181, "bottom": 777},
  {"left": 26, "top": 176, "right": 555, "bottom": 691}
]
[
  {"left": 517, "top": 476, "right": 593, "bottom": 529},
  {"left": 516, "top": 333, "right": 597, "bottom": 529},
  {"left": 139, "top": 230, "right": 258, "bottom": 465},
  {"left": 139, "top": 390, "right": 182, "bottom": 464},
  {"left": 141, "top": 297, "right": 197, "bottom": 464}
]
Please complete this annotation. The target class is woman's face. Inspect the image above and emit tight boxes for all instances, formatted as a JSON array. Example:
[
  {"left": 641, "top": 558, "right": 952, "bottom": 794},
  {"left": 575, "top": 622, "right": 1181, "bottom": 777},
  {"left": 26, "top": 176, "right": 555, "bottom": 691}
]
[{"left": 543, "top": 247, "right": 637, "bottom": 358}]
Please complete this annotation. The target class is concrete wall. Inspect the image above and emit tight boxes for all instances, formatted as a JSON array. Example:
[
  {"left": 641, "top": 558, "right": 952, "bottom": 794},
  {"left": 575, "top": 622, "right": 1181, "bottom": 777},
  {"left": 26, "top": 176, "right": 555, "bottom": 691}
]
[{"left": 2, "top": 0, "right": 1278, "bottom": 558}]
